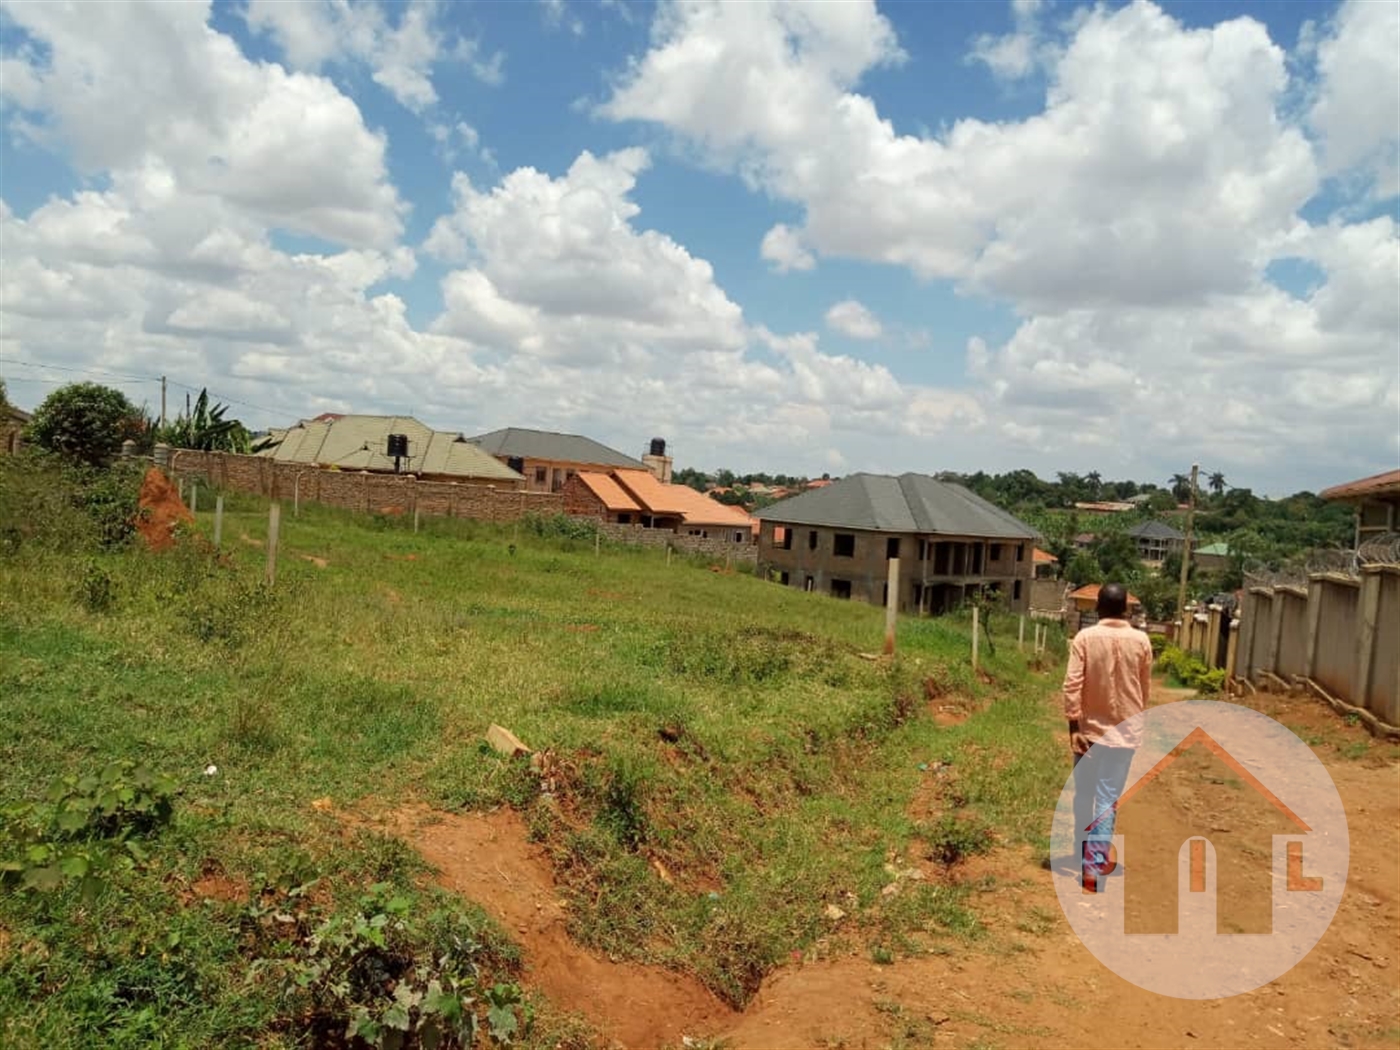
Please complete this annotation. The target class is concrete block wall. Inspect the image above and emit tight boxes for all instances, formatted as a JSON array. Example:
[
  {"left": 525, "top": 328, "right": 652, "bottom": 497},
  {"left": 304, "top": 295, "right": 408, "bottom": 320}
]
[
  {"left": 1236, "top": 567, "right": 1400, "bottom": 727},
  {"left": 596, "top": 521, "right": 758, "bottom": 563},
  {"left": 168, "top": 450, "right": 561, "bottom": 524}
]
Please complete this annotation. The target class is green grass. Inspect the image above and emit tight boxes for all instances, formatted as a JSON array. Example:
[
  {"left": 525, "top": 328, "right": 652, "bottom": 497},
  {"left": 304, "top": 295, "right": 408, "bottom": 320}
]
[{"left": 0, "top": 480, "right": 1071, "bottom": 1045}]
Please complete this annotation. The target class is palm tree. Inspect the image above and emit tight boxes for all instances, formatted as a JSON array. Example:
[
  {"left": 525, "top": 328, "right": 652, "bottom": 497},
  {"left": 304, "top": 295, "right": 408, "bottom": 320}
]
[
  {"left": 1086, "top": 470, "right": 1103, "bottom": 497},
  {"left": 1169, "top": 473, "right": 1191, "bottom": 503},
  {"left": 1208, "top": 471, "right": 1227, "bottom": 497}
]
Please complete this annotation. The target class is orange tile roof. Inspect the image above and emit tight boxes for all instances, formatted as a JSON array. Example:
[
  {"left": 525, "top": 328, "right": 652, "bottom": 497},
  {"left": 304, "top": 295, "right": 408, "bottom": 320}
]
[
  {"left": 613, "top": 469, "right": 691, "bottom": 516},
  {"left": 669, "top": 487, "right": 755, "bottom": 528},
  {"left": 806, "top": 479, "right": 832, "bottom": 488},
  {"left": 1319, "top": 469, "right": 1400, "bottom": 502},
  {"left": 577, "top": 472, "right": 641, "bottom": 513},
  {"left": 1069, "top": 583, "right": 1141, "bottom": 606},
  {"left": 1033, "top": 548, "right": 1058, "bottom": 564}
]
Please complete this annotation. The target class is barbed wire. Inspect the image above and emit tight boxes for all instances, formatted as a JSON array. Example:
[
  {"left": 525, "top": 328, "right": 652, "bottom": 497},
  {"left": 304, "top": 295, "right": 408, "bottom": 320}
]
[{"left": 1243, "top": 533, "right": 1400, "bottom": 589}]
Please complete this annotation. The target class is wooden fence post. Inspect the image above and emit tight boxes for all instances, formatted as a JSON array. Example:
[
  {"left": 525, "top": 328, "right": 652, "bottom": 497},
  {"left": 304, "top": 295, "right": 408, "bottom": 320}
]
[
  {"left": 883, "top": 557, "right": 900, "bottom": 656},
  {"left": 178, "top": 478, "right": 185, "bottom": 504},
  {"left": 190, "top": 482, "right": 197, "bottom": 515},
  {"left": 1018, "top": 615, "right": 1026, "bottom": 652},
  {"left": 213, "top": 496, "right": 224, "bottom": 549},
  {"left": 595, "top": 530, "right": 600, "bottom": 557},
  {"left": 266, "top": 503, "right": 281, "bottom": 586},
  {"left": 414, "top": 506, "right": 420, "bottom": 534}
]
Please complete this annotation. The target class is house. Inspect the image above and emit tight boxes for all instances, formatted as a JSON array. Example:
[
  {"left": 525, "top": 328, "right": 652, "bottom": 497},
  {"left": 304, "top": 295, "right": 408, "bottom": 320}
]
[
  {"left": 259, "top": 415, "right": 525, "bottom": 486},
  {"left": 1074, "top": 532, "right": 1098, "bottom": 550},
  {"left": 1067, "top": 583, "right": 1144, "bottom": 632},
  {"left": 1320, "top": 469, "right": 1400, "bottom": 549},
  {"left": 1033, "top": 548, "right": 1059, "bottom": 579},
  {"left": 754, "top": 472, "right": 1039, "bottom": 614},
  {"left": 564, "top": 469, "right": 754, "bottom": 543},
  {"left": 1193, "top": 541, "right": 1234, "bottom": 572},
  {"left": 2, "top": 404, "right": 29, "bottom": 455},
  {"left": 1073, "top": 501, "right": 1137, "bottom": 513},
  {"left": 1128, "top": 519, "right": 1186, "bottom": 562},
  {"left": 468, "top": 427, "right": 656, "bottom": 493}
]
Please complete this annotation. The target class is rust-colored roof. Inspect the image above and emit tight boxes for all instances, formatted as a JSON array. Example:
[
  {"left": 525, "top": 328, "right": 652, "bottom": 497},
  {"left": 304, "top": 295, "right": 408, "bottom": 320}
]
[
  {"left": 1319, "top": 469, "right": 1400, "bottom": 502},
  {"left": 577, "top": 472, "right": 641, "bottom": 513},
  {"left": 1069, "top": 583, "right": 1141, "bottom": 606},
  {"left": 612, "top": 469, "right": 690, "bottom": 516},
  {"left": 670, "top": 488, "right": 755, "bottom": 528},
  {"left": 1033, "top": 548, "right": 1058, "bottom": 564},
  {"left": 806, "top": 479, "right": 832, "bottom": 488}
]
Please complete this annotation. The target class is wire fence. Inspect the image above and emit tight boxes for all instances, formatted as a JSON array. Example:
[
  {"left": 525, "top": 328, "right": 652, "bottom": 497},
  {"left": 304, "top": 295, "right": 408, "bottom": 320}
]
[{"left": 1243, "top": 532, "right": 1400, "bottom": 589}]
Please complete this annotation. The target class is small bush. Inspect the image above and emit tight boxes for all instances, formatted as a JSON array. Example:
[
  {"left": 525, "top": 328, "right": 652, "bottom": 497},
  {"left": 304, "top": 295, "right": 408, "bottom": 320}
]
[
  {"left": 520, "top": 513, "right": 597, "bottom": 542},
  {"left": 0, "top": 760, "right": 177, "bottom": 897},
  {"left": 1157, "top": 644, "right": 1225, "bottom": 694},
  {"left": 76, "top": 560, "right": 116, "bottom": 613}
]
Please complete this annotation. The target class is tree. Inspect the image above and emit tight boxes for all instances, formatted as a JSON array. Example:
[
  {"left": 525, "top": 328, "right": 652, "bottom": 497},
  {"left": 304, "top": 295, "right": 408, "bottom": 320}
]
[
  {"left": 1208, "top": 471, "right": 1227, "bottom": 497},
  {"left": 1085, "top": 470, "right": 1103, "bottom": 497},
  {"left": 0, "top": 378, "right": 10, "bottom": 413},
  {"left": 1169, "top": 473, "right": 1191, "bottom": 503},
  {"left": 1092, "top": 532, "right": 1143, "bottom": 582},
  {"left": 25, "top": 382, "right": 142, "bottom": 467},
  {"left": 1065, "top": 550, "right": 1102, "bottom": 587},
  {"left": 156, "top": 388, "right": 253, "bottom": 453}
]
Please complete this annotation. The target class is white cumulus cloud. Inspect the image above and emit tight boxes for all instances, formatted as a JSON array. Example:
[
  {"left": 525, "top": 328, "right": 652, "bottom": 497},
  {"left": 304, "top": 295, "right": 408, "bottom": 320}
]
[{"left": 824, "top": 300, "right": 883, "bottom": 340}]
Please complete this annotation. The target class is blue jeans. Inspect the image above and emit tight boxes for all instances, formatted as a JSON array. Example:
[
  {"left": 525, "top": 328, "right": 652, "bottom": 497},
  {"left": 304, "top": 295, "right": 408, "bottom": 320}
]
[{"left": 1073, "top": 746, "right": 1134, "bottom": 884}]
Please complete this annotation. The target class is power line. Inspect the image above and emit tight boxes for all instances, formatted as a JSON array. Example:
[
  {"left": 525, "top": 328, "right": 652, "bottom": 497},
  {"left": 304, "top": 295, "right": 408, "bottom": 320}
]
[{"left": 0, "top": 356, "right": 285, "bottom": 420}]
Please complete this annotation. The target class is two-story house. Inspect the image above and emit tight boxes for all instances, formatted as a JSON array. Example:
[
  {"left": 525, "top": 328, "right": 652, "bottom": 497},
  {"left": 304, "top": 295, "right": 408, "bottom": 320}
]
[{"left": 755, "top": 473, "right": 1039, "bottom": 614}]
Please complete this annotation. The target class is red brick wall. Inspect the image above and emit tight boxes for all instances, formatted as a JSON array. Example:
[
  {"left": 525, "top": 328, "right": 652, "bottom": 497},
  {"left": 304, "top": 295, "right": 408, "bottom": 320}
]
[
  {"left": 562, "top": 474, "right": 608, "bottom": 517},
  {"left": 169, "top": 450, "right": 561, "bottom": 523}
]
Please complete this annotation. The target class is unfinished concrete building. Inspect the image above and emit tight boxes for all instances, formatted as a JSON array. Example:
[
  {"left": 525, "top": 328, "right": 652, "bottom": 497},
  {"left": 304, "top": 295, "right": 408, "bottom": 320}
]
[{"left": 755, "top": 473, "right": 1039, "bottom": 614}]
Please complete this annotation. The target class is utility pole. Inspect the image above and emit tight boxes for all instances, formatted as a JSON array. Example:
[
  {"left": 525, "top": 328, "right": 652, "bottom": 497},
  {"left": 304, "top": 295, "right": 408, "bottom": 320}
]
[
  {"left": 160, "top": 376, "right": 167, "bottom": 427},
  {"left": 1176, "top": 463, "right": 1200, "bottom": 626}
]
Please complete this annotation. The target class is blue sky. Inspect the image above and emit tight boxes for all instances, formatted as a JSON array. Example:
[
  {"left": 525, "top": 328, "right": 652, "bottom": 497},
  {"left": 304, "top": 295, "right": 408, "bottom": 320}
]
[{"left": 1, "top": 0, "right": 1396, "bottom": 494}]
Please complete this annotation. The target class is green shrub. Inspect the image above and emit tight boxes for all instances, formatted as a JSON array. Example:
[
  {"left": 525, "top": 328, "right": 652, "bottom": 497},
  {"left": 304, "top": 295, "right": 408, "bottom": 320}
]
[
  {"left": 0, "top": 760, "right": 177, "bottom": 897},
  {"left": 520, "top": 513, "right": 598, "bottom": 542},
  {"left": 76, "top": 560, "right": 116, "bottom": 613},
  {"left": 254, "top": 883, "right": 525, "bottom": 1048},
  {"left": 1157, "top": 644, "right": 1224, "bottom": 694}
]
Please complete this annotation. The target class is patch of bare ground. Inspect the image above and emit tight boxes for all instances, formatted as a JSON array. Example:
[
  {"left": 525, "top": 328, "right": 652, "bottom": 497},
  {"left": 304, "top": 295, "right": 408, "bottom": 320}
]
[
  {"left": 369, "top": 678, "right": 1398, "bottom": 1050},
  {"left": 381, "top": 804, "right": 735, "bottom": 1049}
]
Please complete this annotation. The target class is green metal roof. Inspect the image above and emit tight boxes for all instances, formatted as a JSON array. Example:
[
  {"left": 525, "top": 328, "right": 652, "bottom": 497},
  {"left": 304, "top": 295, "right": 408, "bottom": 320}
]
[
  {"left": 261, "top": 415, "right": 523, "bottom": 482},
  {"left": 468, "top": 427, "right": 645, "bottom": 469},
  {"left": 1195, "top": 542, "right": 1232, "bottom": 556},
  {"left": 754, "top": 473, "right": 1038, "bottom": 539}
]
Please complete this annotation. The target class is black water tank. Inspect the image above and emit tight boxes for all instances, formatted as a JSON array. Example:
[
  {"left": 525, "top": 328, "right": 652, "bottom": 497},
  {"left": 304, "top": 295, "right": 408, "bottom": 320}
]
[
  {"left": 386, "top": 433, "right": 409, "bottom": 457},
  {"left": 649, "top": 437, "right": 666, "bottom": 456}
]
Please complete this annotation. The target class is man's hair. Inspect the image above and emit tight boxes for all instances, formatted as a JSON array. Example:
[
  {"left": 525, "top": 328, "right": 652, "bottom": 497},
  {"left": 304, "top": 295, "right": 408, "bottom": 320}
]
[{"left": 1097, "top": 582, "right": 1129, "bottom": 618}]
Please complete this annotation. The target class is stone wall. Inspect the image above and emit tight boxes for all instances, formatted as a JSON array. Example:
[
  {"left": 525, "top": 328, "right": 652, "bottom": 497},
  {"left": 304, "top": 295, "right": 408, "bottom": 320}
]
[{"left": 168, "top": 450, "right": 562, "bottom": 523}]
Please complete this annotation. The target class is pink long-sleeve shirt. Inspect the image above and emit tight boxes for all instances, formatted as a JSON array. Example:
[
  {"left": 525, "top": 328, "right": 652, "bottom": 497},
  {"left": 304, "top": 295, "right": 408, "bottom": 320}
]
[{"left": 1062, "top": 618, "right": 1152, "bottom": 749}]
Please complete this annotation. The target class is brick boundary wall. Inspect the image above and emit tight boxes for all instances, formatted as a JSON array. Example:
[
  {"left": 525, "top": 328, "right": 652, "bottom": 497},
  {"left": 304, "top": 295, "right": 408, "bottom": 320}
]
[
  {"left": 168, "top": 450, "right": 563, "bottom": 523},
  {"left": 595, "top": 520, "right": 758, "bottom": 563}
]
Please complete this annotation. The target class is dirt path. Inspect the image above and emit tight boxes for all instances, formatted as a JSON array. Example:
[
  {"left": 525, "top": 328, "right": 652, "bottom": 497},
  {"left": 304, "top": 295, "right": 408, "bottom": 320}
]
[
  {"left": 392, "top": 682, "right": 1400, "bottom": 1049},
  {"left": 385, "top": 805, "right": 735, "bottom": 1049}
]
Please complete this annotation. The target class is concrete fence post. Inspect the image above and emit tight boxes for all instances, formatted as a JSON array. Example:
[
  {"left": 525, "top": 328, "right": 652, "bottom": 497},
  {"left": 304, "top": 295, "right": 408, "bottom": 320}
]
[
  {"left": 213, "top": 495, "right": 224, "bottom": 549},
  {"left": 884, "top": 557, "right": 900, "bottom": 656},
  {"left": 1303, "top": 578, "right": 1325, "bottom": 681},
  {"left": 178, "top": 478, "right": 185, "bottom": 505},
  {"left": 189, "top": 482, "right": 198, "bottom": 516},
  {"left": 971, "top": 603, "right": 980, "bottom": 673},
  {"left": 1018, "top": 615, "right": 1025, "bottom": 652},
  {"left": 1355, "top": 570, "right": 1381, "bottom": 711},
  {"left": 265, "top": 503, "right": 281, "bottom": 586}
]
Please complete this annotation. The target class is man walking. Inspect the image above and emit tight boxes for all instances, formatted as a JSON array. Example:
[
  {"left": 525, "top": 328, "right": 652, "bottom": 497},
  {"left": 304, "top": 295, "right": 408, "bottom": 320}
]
[{"left": 1063, "top": 582, "right": 1153, "bottom": 891}]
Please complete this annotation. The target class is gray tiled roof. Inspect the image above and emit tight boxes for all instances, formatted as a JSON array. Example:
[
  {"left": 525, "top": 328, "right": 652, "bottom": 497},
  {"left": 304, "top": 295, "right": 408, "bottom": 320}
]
[
  {"left": 1128, "top": 519, "right": 1185, "bottom": 541},
  {"left": 468, "top": 427, "right": 646, "bottom": 469},
  {"left": 755, "top": 473, "right": 1038, "bottom": 539}
]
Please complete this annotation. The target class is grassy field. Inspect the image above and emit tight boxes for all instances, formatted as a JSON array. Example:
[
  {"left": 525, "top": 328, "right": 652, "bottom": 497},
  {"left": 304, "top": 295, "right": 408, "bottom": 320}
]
[{"left": 0, "top": 476, "right": 1071, "bottom": 1048}]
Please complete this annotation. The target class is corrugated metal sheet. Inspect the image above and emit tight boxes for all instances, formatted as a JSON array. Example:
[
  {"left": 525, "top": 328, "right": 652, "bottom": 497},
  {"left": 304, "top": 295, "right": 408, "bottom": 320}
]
[
  {"left": 578, "top": 472, "right": 642, "bottom": 512},
  {"left": 1319, "top": 469, "right": 1400, "bottom": 502},
  {"left": 469, "top": 428, "right": 645, "bottom": 468},
  {"left": 613, "top": 470, "right": 690, "bottom": 516},
  {"left": 260, "top": 415, "right": 522, "bottom": 481}
]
